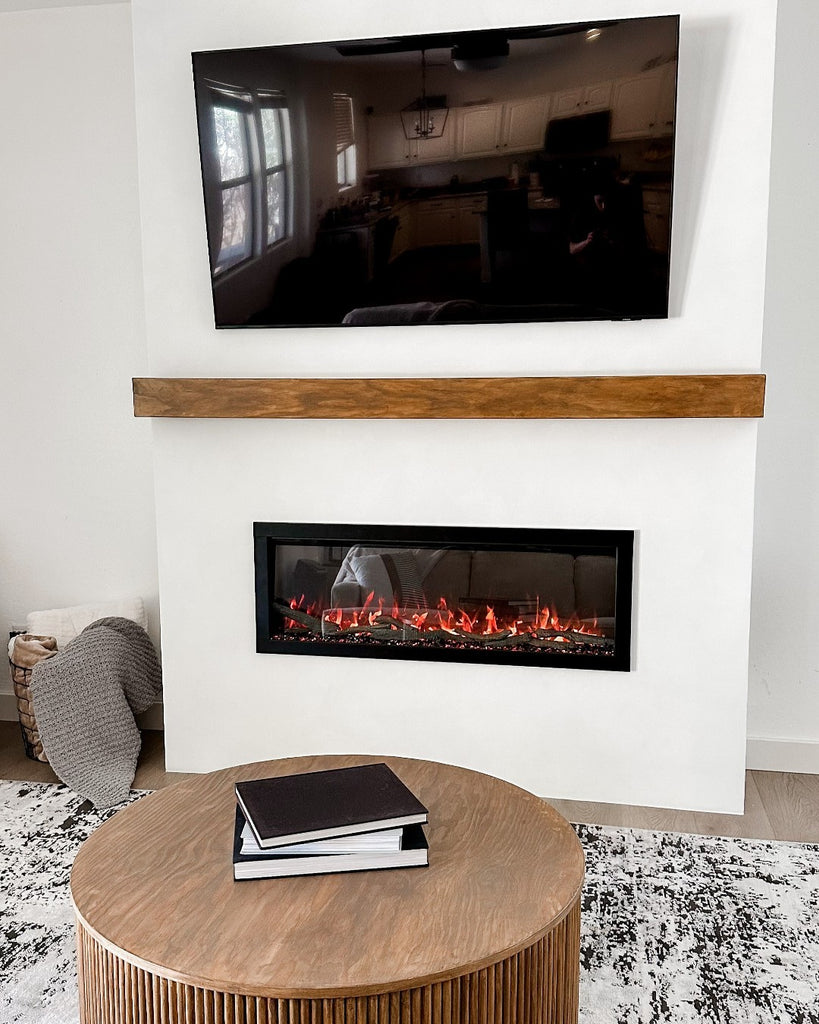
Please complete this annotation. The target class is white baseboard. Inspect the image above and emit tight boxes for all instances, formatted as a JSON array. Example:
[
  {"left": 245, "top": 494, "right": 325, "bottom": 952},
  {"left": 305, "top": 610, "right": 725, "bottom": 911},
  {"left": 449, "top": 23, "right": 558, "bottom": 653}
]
[
  {"left": 746, "top": 736, "right": 819, "bottom": 774},
  {"left": 0, "top": 692, "right": 164, "bottom": 731}
]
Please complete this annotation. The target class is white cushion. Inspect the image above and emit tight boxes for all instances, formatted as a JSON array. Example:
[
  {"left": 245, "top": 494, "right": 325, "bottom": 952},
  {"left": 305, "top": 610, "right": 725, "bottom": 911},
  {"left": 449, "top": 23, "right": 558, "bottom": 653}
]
[{"left": 26, "top": 597, "right": 147, "bottom": 652}]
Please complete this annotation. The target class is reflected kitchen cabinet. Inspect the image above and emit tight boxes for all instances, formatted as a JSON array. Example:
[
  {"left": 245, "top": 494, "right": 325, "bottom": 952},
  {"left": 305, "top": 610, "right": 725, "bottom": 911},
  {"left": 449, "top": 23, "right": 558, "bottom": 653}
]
[
  {"left": 391, "top": 203, "right": 415, "bottom": 260},
  {"left": 368, "top": 114, "right": 412, "bottom": 168},
  {"left": 414, "top": 194, "right": 487, "bottom": 247},
  {"left": 551, "top": 81, "right": 612, "bottom": 117},
  {"left": 610, "top": 62, "right": 677, "bottom": 139},
  {"left": 456, "top": 194, "right": 487, "bottom": 245},
  {"left": 368, "top": 113, "right": 455, "bottom": 169},
  {"left": 414, "top": 197, "right": 458, "bottom": 246},
  {"left": 500, "top": 95, "right": 551, "bottom": 153},
  {"left": 455, "top": 97, "right": 550, "bottom": 159},
  {"left": 413, "top": 128, "right": 456, "bottom": 164},
  {"left": 456, "top": 104, "right": 505, "bottom": 159}
]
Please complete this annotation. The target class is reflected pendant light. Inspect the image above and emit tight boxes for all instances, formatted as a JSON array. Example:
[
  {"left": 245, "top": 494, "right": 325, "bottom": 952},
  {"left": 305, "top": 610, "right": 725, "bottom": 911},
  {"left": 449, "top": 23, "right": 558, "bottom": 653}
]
[{"left": 400, "top": 50, "right": 448, "bottom": 140}]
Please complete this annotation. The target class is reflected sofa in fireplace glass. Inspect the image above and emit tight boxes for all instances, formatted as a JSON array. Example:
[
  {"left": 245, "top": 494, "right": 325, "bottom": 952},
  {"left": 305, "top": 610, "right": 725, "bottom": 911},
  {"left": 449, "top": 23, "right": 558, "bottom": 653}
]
[{"left": 330, "top": 546, "right": 616, "bottom": 634}]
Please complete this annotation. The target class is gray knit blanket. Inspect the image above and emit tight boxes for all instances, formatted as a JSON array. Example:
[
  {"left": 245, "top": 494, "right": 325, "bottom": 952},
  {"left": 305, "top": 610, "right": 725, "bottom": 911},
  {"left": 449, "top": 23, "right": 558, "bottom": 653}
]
[{"left": 30, "top": 617, "right": 162, "bottom": 807}]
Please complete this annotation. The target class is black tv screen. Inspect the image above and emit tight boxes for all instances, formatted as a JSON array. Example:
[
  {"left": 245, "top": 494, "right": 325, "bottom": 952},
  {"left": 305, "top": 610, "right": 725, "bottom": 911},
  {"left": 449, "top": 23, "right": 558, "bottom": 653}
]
[{"left": 192, "top": 15, "right": 678, "bottom": 328}]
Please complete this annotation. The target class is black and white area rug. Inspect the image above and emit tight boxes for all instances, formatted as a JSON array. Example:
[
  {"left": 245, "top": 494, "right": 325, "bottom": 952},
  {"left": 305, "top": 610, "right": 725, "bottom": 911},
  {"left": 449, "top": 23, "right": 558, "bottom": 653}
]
[
  {"left": 1, "top": 780, "right": 818, "bottom": 1024},
  {"left": 0, "top": 780, "right": 145, "bottom": 1024},
  {"left": 576, "top": 822, "right": 819, "bottom": 1022}
]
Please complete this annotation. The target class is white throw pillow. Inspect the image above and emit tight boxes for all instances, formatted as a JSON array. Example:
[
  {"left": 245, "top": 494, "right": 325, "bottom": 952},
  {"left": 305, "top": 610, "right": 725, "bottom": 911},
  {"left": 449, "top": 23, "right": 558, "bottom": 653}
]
[{"left": 26, "top": 597, "right": 147, "bottom": 652}]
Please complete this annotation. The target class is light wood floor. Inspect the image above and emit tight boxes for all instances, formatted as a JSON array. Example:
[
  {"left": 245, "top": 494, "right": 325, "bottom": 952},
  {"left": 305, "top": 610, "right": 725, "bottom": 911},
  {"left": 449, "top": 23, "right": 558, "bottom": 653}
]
[
  {"left": 2, "top": 721, "right": 818, "bottom": 843},
  {"left": 546, "top": 771, "right": 819, "bottom": 844},
  {"left": 0, "top": 723, "right": 198, "bottom": 794}
]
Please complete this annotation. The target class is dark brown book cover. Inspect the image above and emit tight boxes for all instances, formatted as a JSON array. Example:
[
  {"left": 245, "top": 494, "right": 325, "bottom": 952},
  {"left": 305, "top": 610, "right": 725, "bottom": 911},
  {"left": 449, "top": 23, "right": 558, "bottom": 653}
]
[
  {"left": 232, "top": 806, "right": 429, "bottom": 879},
  {"left": 234, "top": 762, "right": 428, "bottom": 849}
]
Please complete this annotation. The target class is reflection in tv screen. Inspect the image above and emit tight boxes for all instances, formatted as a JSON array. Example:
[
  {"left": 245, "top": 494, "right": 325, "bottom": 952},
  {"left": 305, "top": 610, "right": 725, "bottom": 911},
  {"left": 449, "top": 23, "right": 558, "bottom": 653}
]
[{"left": 192, "top": 16, "right": 678, "bottom": 329}]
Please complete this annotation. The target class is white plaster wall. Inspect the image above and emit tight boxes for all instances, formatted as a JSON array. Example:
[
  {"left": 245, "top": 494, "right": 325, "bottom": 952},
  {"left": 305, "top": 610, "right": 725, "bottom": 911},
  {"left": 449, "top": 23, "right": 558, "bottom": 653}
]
[
  {"left": 154, "top": 416, "right": 757, "bottom": 811},
  {"left": 131, "top": 0, "right": 777, "bottom": 810},
  {"left": 0, "top": 3, "right": 159, "bottom": 688},
  {"left": 746, "top": 0, "right": 819, "bottom": 772}
]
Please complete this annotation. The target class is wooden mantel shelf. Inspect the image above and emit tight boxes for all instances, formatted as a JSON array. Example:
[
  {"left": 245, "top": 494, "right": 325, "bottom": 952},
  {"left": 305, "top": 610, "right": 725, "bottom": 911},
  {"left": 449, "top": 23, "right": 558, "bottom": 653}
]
[{"left": 132, "top": 374, "right": 765, "bottom": 420}]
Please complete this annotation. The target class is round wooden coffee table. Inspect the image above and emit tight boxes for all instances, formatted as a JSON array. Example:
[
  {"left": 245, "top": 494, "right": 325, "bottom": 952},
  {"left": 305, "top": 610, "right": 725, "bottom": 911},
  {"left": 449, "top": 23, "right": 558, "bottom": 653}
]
[{"left": 71, "top": 754, "right": 584, "bottom": 1024}]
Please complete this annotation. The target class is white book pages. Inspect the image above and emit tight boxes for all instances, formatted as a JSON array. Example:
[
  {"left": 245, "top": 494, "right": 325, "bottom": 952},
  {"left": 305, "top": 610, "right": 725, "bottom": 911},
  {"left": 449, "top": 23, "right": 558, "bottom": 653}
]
[{"left": 239, "top": 821, "right": 404, "bottom": 857}]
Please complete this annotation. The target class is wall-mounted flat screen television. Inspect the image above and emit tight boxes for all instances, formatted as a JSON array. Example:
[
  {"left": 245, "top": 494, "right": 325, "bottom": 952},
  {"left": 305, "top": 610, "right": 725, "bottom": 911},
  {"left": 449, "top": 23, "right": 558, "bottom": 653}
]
[{"left": 192, "top": 15, "right": 678, "bottom": 328}]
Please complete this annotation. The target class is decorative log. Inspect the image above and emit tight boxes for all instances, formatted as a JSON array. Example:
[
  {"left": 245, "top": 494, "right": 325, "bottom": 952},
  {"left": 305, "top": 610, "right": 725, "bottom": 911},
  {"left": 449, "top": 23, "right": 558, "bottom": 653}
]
[
  {"left": 273, "top": 602, "right": 323, "bottom": 631},
  {"left": 567, "top": 630, "right": 609, "bottom": 646},
  {"left": 476, "top": 633, "right": 527, "bottom": 649},
  {"left": 333, "top": 625, "right": 401, "bottom": 639},
  {"left": 411, "top": 630, "right": 452, "bottom": 644},
  {"left": 369, "top": 629, "right": 403, "bottom": 641},
  {"left": 534, "top": 628, "right": 574, "bottom": 640},
  {"left": 378, "top": 610, "right": 407, "bottom": 626},
  {"left": 375, "top": 615, "right": 407, "bottom": 630},
  {"left": 453, "top": 628, "right": 513, "bottom": 645},
  {"left": 528, "top": 637, "right": 576, "bottom": 649},
  {"left": 272, "top": 602, "right": 344, "bottom": 633},
  {"left": 273, "top": 601, "right": 614, "bottom": 651}
]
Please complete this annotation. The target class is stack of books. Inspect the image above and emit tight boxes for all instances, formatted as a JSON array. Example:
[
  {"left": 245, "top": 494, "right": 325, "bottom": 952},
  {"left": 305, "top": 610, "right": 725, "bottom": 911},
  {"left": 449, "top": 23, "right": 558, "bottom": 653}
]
[{"left": 232, "top": 762, "right": 429, "bottom": 880}]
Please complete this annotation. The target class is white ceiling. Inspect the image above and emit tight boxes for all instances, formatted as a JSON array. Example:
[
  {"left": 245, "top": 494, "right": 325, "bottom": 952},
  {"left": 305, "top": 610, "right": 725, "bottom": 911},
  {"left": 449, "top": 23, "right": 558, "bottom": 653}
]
[{"left": 0, "top": 0, "right": 126, "bottom": 12}]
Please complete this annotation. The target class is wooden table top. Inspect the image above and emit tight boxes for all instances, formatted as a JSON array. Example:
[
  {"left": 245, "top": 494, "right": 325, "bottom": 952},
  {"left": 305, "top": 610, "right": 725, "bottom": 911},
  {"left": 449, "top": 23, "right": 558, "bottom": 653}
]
[{"left": 70, "top": 754, "right": 584, "bottom": 999}]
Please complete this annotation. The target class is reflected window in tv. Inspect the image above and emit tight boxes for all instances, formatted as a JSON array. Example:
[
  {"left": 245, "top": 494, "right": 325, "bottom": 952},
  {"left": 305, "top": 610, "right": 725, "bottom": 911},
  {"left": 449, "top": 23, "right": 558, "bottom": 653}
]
[
  {"left": 334, "top": 93, "right": 358, "bottom": 190},
  {"left": 199, "top": 81, "right": 292, "bottom": 277},
  {"left": 259, "top": 95, "right": 292, "bottom": 247},
  {"left": 192, "top": 15, "right": 678, "bottom": 328}
]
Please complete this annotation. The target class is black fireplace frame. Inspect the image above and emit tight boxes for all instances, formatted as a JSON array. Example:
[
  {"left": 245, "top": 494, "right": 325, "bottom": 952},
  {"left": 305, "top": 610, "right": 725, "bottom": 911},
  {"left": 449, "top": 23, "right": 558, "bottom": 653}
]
[{"left": 254, "top": 522, "right": 634, "bottom": 671}]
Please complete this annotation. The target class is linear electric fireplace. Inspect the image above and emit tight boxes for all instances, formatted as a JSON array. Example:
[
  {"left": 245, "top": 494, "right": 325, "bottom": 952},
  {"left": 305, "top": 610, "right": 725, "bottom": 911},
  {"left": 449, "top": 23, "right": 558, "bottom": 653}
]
[{"left": 255, "top": 523, "right": 633, "bottom": 671}]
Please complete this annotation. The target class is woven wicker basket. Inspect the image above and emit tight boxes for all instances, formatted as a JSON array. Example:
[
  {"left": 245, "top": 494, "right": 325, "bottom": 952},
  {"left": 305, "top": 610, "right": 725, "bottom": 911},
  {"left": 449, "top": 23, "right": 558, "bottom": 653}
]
[{"left": 8, "top": 638, "right": 53, "bottom": 762}]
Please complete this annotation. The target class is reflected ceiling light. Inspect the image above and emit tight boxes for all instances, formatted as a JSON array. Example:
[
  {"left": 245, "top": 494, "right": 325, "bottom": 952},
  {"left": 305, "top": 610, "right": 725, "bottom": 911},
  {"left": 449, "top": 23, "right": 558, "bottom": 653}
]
[{"left": 585, "top": 28, "right": 603, "bottom": 41}]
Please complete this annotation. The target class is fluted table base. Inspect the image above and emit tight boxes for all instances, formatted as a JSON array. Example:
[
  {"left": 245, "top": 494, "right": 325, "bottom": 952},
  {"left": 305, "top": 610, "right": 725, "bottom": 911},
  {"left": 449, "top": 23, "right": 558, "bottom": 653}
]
[{"left": 76, "top": 898, "right": 580, "bottom": 1024}]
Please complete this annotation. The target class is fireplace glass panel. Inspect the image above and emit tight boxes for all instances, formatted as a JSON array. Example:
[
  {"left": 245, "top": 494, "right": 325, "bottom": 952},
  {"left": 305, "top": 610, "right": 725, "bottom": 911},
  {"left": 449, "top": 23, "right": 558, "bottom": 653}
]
[{"left": 255, "top": 524, "right": 633, "bottom": 670}]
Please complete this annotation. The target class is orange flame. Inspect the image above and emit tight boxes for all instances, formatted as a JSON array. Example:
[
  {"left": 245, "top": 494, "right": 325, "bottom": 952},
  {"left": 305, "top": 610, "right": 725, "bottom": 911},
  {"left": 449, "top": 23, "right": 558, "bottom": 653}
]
[{"left": 303, "top": 593, "right": 606, "bottom": 643}]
